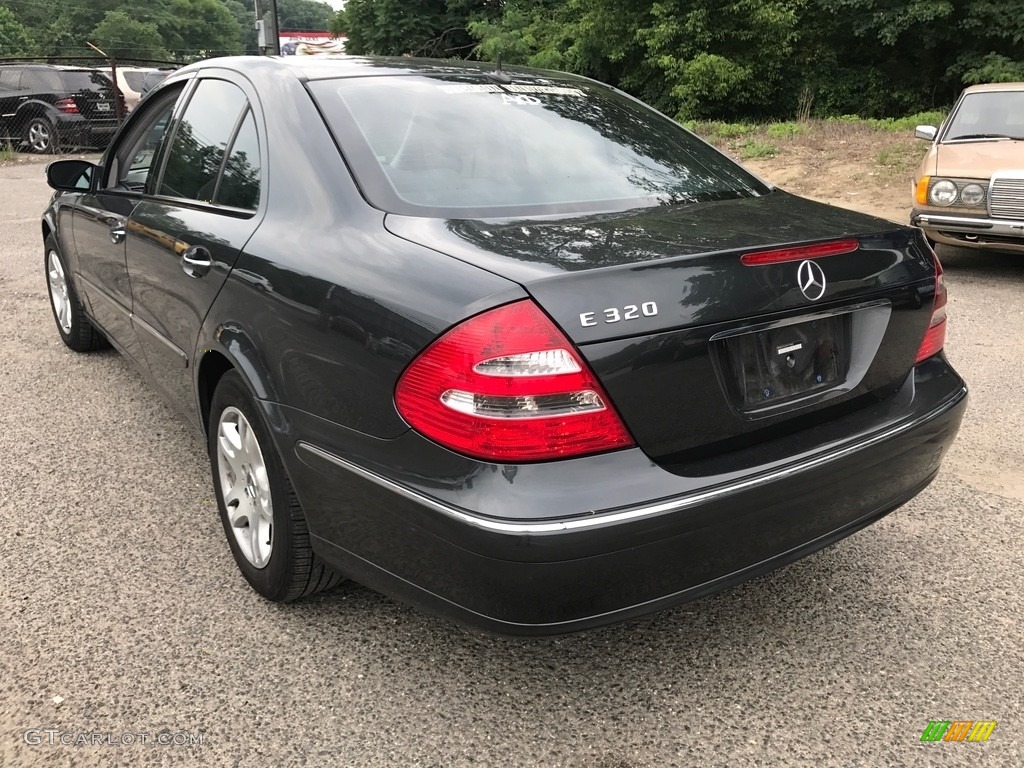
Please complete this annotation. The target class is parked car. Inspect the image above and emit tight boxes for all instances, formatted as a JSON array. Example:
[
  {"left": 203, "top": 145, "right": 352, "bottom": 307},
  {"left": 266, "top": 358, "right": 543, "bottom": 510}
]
[
  {"left": 107, "top": 66, "right": 171, "bottom": 112},
  {"left": 0, "top": 64, "right": 122, "bottom": 153},
  {"left": 41, "top": 57, "right": 967, "bottom": 634},
  {"left": 911, "top": 82, "right": 1024, "bottom": 254}
]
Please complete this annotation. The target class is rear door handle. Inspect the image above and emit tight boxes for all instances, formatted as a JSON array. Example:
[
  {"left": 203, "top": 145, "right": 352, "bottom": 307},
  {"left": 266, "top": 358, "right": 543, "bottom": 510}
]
[
  {"left": 108, "top": 220, "right": 126, "bottom": 244},
  {"left": 181, "top": 246, "right": 212, "bottom": 278}
]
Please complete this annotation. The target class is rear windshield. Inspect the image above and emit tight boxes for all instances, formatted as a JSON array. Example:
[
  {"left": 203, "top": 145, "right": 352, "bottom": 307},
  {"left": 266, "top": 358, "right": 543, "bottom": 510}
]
[
  {"left": 60, "top": 70, "right": 113, "bottom": 93},
  {"left": 944, "top": 91, "right": 1024, "bottom": 141},
  {"left": 309, "top": 75, "right": 769, "bottom": 218}
]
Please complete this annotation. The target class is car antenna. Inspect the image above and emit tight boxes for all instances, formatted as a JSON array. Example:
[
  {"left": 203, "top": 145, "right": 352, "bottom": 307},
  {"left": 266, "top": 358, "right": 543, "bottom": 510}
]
[{"left": 487, "top": 51, "right": 512, "bottom": 84}]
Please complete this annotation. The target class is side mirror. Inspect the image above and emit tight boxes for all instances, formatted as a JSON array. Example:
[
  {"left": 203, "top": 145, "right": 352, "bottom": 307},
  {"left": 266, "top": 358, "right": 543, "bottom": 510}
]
[
  {"left": 915, "top": 125, "right": 938, "bottom": 141},
  {"left": 45, "top": 159, "right": 97, "bottom": 192}
]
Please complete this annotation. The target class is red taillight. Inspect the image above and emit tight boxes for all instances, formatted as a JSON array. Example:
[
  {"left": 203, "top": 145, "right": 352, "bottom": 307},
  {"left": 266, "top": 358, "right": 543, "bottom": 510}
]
[
  {"left": 741, "top": 238, "right": 859, "bottom": 266},
  {"left": 54, "top": 98, "right": 79, "bottom": 114},
  {"left": 395, "top": 300, "right": 635, "bottom": 461},
  {"left": 915, "top": 255, "right": 947, "bottom": 363}
]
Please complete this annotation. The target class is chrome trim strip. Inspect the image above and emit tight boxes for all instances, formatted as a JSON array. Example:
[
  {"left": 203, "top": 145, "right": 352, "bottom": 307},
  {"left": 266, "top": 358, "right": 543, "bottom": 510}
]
[
  {"left": 130, "top": 313, "right": 188, "bottom": 365},
  {"left": 76, "top": 273, "right": 131, "bottom": 319},
  {"left": 297, "top": 388, "right": 967, "bottom": 535},
  {"left": 913, "top": 213, "right": 1024, "bottom": 234}
]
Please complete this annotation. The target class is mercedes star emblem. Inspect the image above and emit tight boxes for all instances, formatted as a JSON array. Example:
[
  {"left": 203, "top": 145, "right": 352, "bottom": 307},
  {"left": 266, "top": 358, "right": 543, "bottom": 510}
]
[{"left": 797, "top": 259, "right": 826, "bottom": 301}]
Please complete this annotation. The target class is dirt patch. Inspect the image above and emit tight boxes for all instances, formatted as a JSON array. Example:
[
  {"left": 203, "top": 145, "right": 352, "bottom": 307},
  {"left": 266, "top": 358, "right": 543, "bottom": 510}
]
[{"left": 708, "top": 124, "right": 929, "bottom": 225}]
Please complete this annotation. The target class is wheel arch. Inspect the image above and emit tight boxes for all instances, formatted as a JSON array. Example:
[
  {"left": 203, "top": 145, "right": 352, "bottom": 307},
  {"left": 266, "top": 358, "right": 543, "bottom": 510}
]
[
  {"left": 197, "top": 350, "right": 235, "bottom": 433},
  {"left": 195, "top": 327, "right": 279, "bottom": 434},
  {"left": 17, "top": 102, "right": 56, "bottom": 123}
]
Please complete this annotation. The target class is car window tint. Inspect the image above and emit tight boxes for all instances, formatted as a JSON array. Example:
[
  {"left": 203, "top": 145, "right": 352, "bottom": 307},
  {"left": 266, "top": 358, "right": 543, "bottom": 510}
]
[
  {"left": 142, "top": 72, "right": 167, "bottom": 92},
  {"left": 27, "top": 69, "right": 62, "bottom": 91},
  {"left": 61, "top": 70, "right": 110, "bottom": 92},
  {"left": 159, "top": 79, "right": 247, "bottom": 203},
  {"left": 311, "top": 76, "right": 768, "bottom": 218},
  {"left": 119, "top": 103, "right": 176, "bottom": 191},
  {"left": 0, "top": 69, "right": 21, "bottom": 89},
  {"left": 215, "top": 109, "right": 260, "bottom": 210},
  {"left": 123, "top": 71, "right": 148, "bottom": 92}
]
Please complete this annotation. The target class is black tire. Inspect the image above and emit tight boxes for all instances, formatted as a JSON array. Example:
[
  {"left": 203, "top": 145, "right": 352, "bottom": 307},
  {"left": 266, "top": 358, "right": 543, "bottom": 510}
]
[
  {"left": 44, "top": 235, "right": 109, "bottom": 352},
  {"left": 25, "top": 116, "right": 58, "bottom": 154},
  {"left": 208, "top": 370, "right": 343, "bottom": 601}
]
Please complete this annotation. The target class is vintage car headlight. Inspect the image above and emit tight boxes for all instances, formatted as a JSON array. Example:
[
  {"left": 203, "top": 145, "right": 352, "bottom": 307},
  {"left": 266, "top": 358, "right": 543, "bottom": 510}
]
[
  {"left": 929, "top": 180, "right": 958, "bottom": 206},
  {"left": 959, "top": 183, "right": 986, "bottom": 207}
]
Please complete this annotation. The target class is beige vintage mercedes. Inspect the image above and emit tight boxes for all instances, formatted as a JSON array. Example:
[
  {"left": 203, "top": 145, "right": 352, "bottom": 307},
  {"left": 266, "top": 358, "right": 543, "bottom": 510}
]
[{"left": 911, "top": 82, "right": 1024, "bottom": 253}]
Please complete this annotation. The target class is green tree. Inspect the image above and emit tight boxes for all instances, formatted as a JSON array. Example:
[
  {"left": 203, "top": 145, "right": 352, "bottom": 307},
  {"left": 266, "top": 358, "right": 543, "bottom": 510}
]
[
  {"left": 278, "top": 0, "right": 336, "bottom": 30},
  {"left": 154, "top": 0, "right": 243, "bottom": 57},
  {"left": 0, "top": 6, "right": 34, "bottom": 56},
  {"left": 223, "top": 0, "right": 260, "bottom": 54},
  {"left": 469, "top": 1, "right": 585, "bottom": 71},
  {"left": 339, "top": 0, "right": 494, "bottom": 58},
  {"left": 90, "top": 11, "right": 170, "bottom": 61}
]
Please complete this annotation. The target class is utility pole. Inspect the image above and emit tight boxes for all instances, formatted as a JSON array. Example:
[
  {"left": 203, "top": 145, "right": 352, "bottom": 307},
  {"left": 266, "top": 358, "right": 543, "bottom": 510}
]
[
  {"left": 268, "top": 0, "right": 281, "bottom": 55},
  {"left": 254, "top": 0, "right": 281, "bottom": 55}
]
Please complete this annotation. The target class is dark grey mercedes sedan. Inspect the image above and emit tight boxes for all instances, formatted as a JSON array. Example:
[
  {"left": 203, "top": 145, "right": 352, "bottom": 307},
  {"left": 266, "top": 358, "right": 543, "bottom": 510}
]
[{"left": 41, "top": 56, "right": 966, "bottom": 634}]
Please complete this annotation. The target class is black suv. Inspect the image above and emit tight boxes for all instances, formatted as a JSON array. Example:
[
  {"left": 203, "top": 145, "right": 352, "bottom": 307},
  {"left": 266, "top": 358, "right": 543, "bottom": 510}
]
[{"left": 0, "top": 64, "right": 121, "bottom": 153}]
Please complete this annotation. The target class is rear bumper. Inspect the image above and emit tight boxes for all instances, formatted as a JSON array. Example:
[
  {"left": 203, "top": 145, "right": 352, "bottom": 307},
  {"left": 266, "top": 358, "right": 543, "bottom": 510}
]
[
  {"left": 280, "top": 357, "right": 967, "bottom": 634},
  {"left": 53, "top": 115, "right": 119, "bottom": 147}
]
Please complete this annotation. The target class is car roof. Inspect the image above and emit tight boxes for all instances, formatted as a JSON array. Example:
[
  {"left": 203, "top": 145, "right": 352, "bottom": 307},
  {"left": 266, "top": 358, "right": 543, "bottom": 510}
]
[
  {"left": 962, "top": 82, "right": 1024, "bottom": 94},
  {"left": 175, "top": 55, "right": 589, "bottom": 85}
]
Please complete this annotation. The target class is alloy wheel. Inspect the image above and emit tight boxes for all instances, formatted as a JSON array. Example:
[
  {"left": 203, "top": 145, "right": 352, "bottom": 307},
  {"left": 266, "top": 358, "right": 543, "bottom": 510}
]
[
  {"left": 47, "top": 251, "right": 72, "bottom": 334},
  {"left": 216, "top": 406, "right": 274, "bottom": 568},
  {"left": 27, "top": 121, "right": 52, "bottom": 153}
]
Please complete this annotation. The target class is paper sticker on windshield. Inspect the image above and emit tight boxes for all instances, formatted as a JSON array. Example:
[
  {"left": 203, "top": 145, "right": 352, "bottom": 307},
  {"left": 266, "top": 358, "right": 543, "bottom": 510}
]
[
  {"left": 502, "top": 94, "right": 541, "bottom": 106},
  {"left": 505, "top": 85, "right": 584, "bottom": 96},
  {"left": 439, "top": 83, "right": 585, "bottom": 97}
]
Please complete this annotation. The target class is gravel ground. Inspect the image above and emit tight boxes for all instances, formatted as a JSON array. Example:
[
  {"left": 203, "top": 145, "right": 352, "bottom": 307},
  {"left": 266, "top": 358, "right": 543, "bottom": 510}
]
[{"left": 1, "top": 156, "right": 1022, "bottom": 767}]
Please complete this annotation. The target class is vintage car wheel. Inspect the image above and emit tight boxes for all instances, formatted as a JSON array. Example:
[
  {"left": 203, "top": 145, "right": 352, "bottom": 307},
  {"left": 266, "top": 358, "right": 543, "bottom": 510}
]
[
  {"left": 45, "top": 236, "right": 107, "bottom": 351},
  {"left": 209, "top": 371, "right": 343, "bottom": 601}
]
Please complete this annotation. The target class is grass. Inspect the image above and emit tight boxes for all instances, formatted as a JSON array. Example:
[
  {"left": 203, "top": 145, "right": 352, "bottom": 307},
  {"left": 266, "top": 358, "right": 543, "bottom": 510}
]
[
  {"left": 688, "top": 111, "right": 942, "bottom": 177},
  {"left": 0, "top": 140, "right": 17, "bottom": 163},
  {"left": 705, "top": 121, "right": 755, "bottom": 139},
  {"left": 690, "top": 110, "right": 949, "bottom": 150},
  {"left": 765, "top": 121, "right": 808, "bottom": 139},
  {"left": 740, "top": 140, "right": 778, "bottom": 159},
  {"left": 875, "top": 142, "right": 926, "bottom": 172}
]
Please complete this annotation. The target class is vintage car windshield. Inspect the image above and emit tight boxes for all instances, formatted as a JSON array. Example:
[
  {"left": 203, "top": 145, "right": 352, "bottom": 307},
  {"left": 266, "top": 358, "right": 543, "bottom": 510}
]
[
  {"left": 944, "top": 90, "right": 1024, "bottom": 142},
  {"left": 309, "top": 75, "right": 769, "bottom": 217}
]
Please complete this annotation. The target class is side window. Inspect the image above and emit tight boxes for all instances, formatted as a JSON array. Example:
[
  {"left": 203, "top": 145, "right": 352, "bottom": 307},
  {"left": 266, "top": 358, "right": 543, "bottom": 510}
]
[
  {"left": 108, "top": 87, "right": 183, "bottom": 192},
  {"left": 0, "top": 68, "right": 21, "bottom": 91},
  {"left": 125, "top": 109, "right": 173, "bottom": 191},
  {"left": 17, "top": 70, "right": 38, "bottom": 90},
  {"left": 215, "top": 109, "right": 261, "bottom": 210},
  {"left": 159, "top": 79, "right": 248, "bottom": 203},
  {"left": 23, "top": 69, "right": 60, "bottom": 91}
]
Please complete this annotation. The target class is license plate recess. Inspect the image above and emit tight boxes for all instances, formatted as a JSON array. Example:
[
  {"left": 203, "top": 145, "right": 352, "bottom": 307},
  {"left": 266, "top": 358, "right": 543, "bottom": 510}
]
[{"left": 717, "top": 314, "right": 851, "bottom": 412}]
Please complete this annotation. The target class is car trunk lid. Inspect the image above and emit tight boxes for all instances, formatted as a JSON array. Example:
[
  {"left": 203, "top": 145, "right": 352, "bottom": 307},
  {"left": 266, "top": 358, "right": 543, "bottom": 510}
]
[{"left": 386, "top": 192, "right": 938, "bottom": 461}]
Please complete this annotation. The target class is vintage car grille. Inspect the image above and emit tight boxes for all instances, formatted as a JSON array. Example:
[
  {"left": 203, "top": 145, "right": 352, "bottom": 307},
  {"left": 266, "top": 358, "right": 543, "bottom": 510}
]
[{"left": 989, "top": 176, "right": 1024, "bottom": 219}]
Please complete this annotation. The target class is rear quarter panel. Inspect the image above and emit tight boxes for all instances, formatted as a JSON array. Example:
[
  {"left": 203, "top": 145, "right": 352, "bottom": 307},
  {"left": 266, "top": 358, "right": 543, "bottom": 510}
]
[{"left": 197, "top": 65, "right": 524, "bottom": 438}]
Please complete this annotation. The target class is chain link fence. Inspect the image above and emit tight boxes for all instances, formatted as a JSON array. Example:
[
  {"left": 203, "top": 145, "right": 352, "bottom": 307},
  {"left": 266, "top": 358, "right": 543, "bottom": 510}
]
[{"left": 0, "top": 57, "right": 182, "bottom": 158}]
